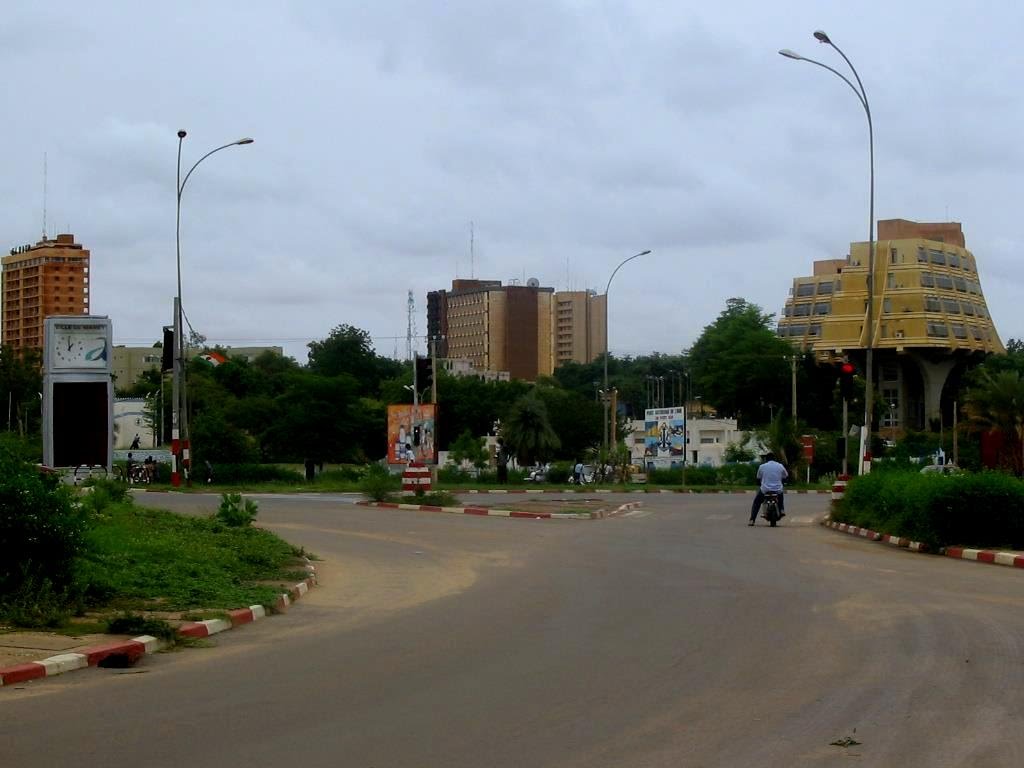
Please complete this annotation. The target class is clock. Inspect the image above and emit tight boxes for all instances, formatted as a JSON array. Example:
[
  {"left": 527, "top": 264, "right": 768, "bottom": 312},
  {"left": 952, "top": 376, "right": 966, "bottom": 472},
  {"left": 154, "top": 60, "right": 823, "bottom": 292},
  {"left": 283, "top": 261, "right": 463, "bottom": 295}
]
[{"left": 46, "top": 318, "right": 112, "bottom": 372}]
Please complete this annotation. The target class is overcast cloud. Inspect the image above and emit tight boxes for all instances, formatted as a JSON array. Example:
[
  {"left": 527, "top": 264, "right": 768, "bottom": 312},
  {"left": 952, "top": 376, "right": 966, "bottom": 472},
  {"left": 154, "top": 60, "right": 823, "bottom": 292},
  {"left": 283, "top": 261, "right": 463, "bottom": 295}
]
[{"left": 3, "top": 1, "right": 1022, "bottom": 362}]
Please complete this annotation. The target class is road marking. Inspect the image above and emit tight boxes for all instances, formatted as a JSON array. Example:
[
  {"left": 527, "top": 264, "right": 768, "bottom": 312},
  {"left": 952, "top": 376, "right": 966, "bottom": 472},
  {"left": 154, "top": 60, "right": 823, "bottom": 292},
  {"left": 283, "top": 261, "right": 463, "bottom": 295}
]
[{"left": 623, "top": 509, "right": 653, "bottom": 518}]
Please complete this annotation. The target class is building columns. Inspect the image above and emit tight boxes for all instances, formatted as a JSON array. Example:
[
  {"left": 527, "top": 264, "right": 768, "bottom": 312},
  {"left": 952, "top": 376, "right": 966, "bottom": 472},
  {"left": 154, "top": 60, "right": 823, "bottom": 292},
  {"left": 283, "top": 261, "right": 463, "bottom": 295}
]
[{"left": 909, "top": 353, "right": 957, "bottom": 427}]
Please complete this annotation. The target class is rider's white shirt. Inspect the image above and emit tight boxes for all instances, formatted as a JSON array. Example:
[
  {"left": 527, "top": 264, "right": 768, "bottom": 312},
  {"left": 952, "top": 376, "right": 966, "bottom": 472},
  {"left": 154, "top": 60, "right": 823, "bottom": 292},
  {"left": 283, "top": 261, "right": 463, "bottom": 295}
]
[{"left": 757, "top": 460, "right": 788, "bottom": 492}]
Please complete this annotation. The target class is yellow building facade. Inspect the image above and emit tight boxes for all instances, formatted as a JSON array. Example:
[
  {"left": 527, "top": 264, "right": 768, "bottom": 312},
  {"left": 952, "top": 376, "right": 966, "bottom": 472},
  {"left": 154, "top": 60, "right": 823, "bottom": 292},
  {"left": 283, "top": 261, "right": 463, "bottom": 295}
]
[{"left": 778, "top": 220, "right": 1003, "bottom": 431}]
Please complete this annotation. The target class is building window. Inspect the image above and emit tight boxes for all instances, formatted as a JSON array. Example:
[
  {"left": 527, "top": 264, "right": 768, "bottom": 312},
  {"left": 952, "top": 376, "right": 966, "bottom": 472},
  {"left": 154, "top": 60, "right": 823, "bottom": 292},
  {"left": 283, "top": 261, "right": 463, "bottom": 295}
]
[
  {"left": 948, "top": 253, "right": 961, "bottom": 268},
  {"left": 890, "top": 247, "right": 899, "bottom": 264},
  {"left": 925, "top": 296, "right": 941, "bottom": 312},
  {"left": 926, "top": 322, "right": 949, "bottom": 337},
  {"left": 808, "top": 323, "right": 821, "bottom": 337},
  {"left": 972, "top": 326, "right": 983, "bottom": 340},
  {"left": 952, "top": 324, "right": 967, "bottom": 339},
  {"left": 796, "top": 283, "right": 815, "bottom": 297},
  {"left": 793, "top": 303, "right": 811, "bottom": 317},
  {"left": 777, "top": 325, "right": 787, "bottom": 336},
  {"left": 921, "top": 272, "right": 935, "bottom": 288},
  {"left": 881, "top": 388, "right": 899, "bottom": 427},
  {"left": 883, "top": 298, "right": 892, "bottom": 313},
  {"left": 917, "top": 247, "right": 927, "bottom": 263},
  {"left": 887, "top": 272, "right": 896, "bottom": 289},
  {"left": 936, "top": 275, "right": 954, "bottom": 290},
  {"left": 814, "top": 302, "right": 831, "bottom": 315},
  {"left": 783, "top": 306, "right": 793, "bottom": 317},
  {"left": 817, "top": 281, "right": 834, "bottom": 295},
  {"left": 954, "top": 276, "right": 967, "bottom": 292},
  {"left": 942, "top": 299, "right": 960, "bottom": 314},
  {"left": 929, "top": 249, "right": 946, "bottom": 265},
  {"left": 962, "top": 303, "right": 975, "bottom": 316}
]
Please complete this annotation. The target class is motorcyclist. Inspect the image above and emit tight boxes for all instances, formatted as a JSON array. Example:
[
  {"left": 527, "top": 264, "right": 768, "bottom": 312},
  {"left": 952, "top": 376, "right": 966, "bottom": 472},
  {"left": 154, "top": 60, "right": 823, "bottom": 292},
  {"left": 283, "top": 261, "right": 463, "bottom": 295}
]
[{"left": 749, "top": 452, "right": 788, "bottom": 526}]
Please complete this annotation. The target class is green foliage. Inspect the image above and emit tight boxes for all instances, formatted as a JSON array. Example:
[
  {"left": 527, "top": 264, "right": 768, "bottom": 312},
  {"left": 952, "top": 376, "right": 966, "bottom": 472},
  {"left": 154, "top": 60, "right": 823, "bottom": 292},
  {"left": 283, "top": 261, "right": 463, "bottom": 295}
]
[
  {"left": 447, "top": 429, "right": 490, "bottom": 469},
  {"left": 360, "top": 463, "right": 399, "bottom": 501},
  {"left": 77, "top": 502, "right": 300, "bottom": 611},
  {"left": 412, "top": 491, "right": 458, "bottom": 507},
  {"left": 0, "top": 431, "right": 42, "bottom": 463},
  {"left": 106, "top": 614, "right": 178, "bottom": 641},
  {"left": 687, "top": 298, "right": 793, "bottom": 422},
  {"left": 724, "top": 442, "right": 756, "bottom": 463},
  {"left": 307, "top": 324, "right": 403, "bottom": 395},
  {"left": 717, "top": 462, "right": 758, "bottom": 485},
  {"left": 437, "top": 465, "right": 474, "bottom": 484},
  {"left": 964, "top": 368, "right": 1024, "bottom": 474},
  {"left": 0, "top": 455, "right": 89, "bottom": 606},
  {"left": 206, "top": 464, "right": 301, "bottom": 484},
  {"left": 547, "top": 461, "right": 572, "bottom": 484},
  {"left": 683, "top": 466, "right": 719, "bottom": 485},
  {"left": 0, "top": 345, "right": 43, "bottom": 437},
  {"left": 835, "top": 470, "right": 1024, "bottom": 549},
  {"left": 191, "top": 409, "right": 260, "bottom": 464},
  {"left": 215, "top": 493, "right": 259, "bottom": 527},
  {"left": 501, "top": 392, "right": 561, "bottom": 466}
]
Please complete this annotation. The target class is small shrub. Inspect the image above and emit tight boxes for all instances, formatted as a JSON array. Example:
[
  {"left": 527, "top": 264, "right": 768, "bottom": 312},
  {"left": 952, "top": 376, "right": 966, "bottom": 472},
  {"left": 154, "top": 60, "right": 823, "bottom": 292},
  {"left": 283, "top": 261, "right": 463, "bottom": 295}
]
[
  {"left": 360, "top": 463, "right": 399, "bottom": 501},
  {"left": 0, "top": 577, "right": 75, "bottom": 628},
  {"left": 106, "top": 614, "right": 178, "bottom": 641},
  {"left": 438, "top": 465, "right": 473, "bottom": 484},
  {"left": 215, "top": 493, "right": 259, "bottom": 527},
  {"left": 546, "top": 462, "right": 571, "bottom": 484},
  {"left": 683, "top": 466, "right": 719, "bottom": 485},
  {"left": 717, "top": 462, "right": 758, "bottom": 486},
  {"left": 414, "top": 491, "right": 458, "bottom": 507},
  {"left": 208, "top": 464, "right": 302, "bottom": 484},
  {"left": 83, "top": 477, "right": 131, "bottom": 503},
  {"left": 648, "top": 467, "right": 683, "bottom": 485}
]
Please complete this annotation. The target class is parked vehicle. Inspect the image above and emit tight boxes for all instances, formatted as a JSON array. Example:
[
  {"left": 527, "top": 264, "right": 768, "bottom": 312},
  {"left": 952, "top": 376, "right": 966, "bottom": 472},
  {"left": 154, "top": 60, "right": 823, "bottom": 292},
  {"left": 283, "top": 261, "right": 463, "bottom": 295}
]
[{"left": 525, "top": 464, "right": 549, "bottom": 483}]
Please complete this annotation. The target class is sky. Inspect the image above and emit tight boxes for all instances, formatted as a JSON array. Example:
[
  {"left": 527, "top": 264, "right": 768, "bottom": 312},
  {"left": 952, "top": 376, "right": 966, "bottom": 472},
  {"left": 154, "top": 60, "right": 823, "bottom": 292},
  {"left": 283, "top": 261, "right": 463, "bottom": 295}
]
[{"left": 3, "top": 1, "right": 1023, "bottom": 364}]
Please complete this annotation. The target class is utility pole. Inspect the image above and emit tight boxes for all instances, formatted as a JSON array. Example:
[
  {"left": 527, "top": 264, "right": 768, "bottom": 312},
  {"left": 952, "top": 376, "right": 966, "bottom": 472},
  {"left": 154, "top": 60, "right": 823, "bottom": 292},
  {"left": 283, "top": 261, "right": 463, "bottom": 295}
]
[
  {"left": 790, "top": 355, "right": 798, "bottom": 422},
  {"left": 430, "top": 336, "right": 438, "bottom": 405},
  {"left": 842, "top": 397, "right": 849, "bottom": 476}
]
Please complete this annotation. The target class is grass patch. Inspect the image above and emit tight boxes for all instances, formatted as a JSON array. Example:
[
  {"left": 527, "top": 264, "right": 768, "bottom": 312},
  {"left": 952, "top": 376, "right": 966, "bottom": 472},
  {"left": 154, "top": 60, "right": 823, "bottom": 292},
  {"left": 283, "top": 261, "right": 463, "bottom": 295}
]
[{"left": 77, "top": 501, "right": 307, "bottom": 612}]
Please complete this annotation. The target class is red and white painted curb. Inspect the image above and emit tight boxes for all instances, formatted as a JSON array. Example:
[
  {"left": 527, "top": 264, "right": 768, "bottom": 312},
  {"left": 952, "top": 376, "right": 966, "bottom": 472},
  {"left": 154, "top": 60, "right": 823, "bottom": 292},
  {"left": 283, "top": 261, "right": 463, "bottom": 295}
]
[
  {"left": 463, "top": 488, "right": 831, "bottom": 494},
  {"left": 361, "top": 499, "right": 643, "bottom": 520},
  {"left": 823, "top": 520, "right": 1024, "bottom": 568},
  {"left": 0, "top": 564, "right": 317, "bottom": 687},
  {"left": 943, "top": 547, "right": 1024, "bottom": 569}
]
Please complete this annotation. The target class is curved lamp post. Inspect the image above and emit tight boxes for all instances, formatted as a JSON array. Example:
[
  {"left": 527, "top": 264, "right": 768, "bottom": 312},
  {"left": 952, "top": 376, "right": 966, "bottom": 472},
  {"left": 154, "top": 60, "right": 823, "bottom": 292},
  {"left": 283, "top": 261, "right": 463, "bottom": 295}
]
[
  {"left": 780, "top": 30, "right": 875, "bottom": 473},
  {"left": 602, "top": 249, "right": 651, "bottom": 453},
  {"left": 172, "top": 131, "right": 253, "bottom": 486}
]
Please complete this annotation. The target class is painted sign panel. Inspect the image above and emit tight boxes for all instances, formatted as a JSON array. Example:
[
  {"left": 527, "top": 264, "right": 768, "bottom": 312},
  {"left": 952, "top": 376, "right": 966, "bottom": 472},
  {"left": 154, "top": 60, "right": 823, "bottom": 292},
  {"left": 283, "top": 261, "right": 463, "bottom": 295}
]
[
  {"left": 387, "top": 404, "right": 438, "bottom": 464},
  {"left": 644, "top": 406, "right": 686, "bottom": 469}
]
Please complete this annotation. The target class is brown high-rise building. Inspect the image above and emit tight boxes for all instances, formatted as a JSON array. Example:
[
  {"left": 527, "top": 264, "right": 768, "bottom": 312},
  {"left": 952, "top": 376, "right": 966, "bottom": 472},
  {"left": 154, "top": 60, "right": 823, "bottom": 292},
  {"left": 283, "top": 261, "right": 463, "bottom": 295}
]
[{"left": 2, "top": 234, "right": 90, "bottom": 352}]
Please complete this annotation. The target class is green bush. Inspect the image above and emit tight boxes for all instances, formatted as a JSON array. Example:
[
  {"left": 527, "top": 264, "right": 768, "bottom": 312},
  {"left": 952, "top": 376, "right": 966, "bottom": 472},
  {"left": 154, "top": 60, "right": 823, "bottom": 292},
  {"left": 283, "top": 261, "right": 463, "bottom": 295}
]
[
  {"left": 683, "top": 466, "right": 719, "bottom": 485},
  {"left": 547, "top": 462, "right": 572, "bottom": 484},
  {"left": 315, "top": 465, "right": 365, "bottom": 483},
  {"left": 215, "top": 493, "right": 259, "bottom": 527},
  {"left": 648, "top": 467, "right": 683, "bottom": 485},
  {"left": 716, "top": 462, "right": 758, "bottom": 486},
  {"left": 438, "top": 465, "right": 473, "bottom": 484},
  {"left": 208, "top": 463, "right": 301, "bottom": 484},
  {"left": 836, "top": 470, "right": 1024, "bottom": 549},
  {"left": 360, "top": 463, "right": 399, "bottom": 501},
  {"left": 0, "top": 455, "right": 89, "bottom": 610},
  {"left": 107, "top": 613, "right": 178, "bottom": 641}
]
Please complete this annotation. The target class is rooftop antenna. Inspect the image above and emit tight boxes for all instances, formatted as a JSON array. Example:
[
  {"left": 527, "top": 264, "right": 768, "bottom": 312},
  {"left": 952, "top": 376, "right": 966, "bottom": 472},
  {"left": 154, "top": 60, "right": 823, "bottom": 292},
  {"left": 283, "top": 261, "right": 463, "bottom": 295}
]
[
  {"left": 42, "top": 153, "right": 48, "bottom": 241},
  {"left": 469, "top": 221, "right": 475, "bottom": 278}
]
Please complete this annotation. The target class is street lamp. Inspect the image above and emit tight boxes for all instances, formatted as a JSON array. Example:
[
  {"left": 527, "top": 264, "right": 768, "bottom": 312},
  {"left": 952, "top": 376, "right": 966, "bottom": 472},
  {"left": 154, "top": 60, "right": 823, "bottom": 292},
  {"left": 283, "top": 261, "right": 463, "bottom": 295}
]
[
  {"left": 173, "top": 130, "right": 253, "bottom": 486},
  {"left": 780, "top": 30, "right": 875, "bottom": 473},
  {"left": 603, "top": 249, "right": 652, "bottom": 453}
]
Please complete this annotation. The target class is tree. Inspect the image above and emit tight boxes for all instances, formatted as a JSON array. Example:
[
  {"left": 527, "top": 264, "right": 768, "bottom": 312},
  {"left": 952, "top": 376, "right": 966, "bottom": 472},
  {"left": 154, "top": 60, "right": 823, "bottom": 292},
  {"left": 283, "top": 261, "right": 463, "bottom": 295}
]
[
  {"left": 964, "top": 368, "right": 1024, "bottom": 474},
  {"left": 687, "top": 298, "right": 792, "bottom": 424},
  {"left": 500, "top": 392, "right": 561, "bottom": 466},
  {"left": 447, "top": 429, "right": 490, "bottom": 469},
  {"left": 307, "top": 325, "right": 403, "bottom": 396}
]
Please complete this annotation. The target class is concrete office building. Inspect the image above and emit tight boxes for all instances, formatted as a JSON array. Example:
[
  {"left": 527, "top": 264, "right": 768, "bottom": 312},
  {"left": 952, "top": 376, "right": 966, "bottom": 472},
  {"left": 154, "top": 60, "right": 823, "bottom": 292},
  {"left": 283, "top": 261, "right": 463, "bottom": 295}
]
[
  {"left": 428, "top": 279, "right": 555, "bottom": 381},
  {"left": 777, "top": 219, "right": 1004, "bottom": 431},
  {"left": 427, "top": 280, "right": 607, "bottom": 381},
  {"left": 2, "top": 234, "right": 90, "bottom": 352}
]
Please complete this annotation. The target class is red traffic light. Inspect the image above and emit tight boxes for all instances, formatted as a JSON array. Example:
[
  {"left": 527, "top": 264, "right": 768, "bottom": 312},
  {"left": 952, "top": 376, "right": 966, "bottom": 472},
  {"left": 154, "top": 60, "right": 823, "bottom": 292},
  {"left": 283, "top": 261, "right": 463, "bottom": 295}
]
[{"left": 840, "top": 362, "right": 856, "bottom": 375}]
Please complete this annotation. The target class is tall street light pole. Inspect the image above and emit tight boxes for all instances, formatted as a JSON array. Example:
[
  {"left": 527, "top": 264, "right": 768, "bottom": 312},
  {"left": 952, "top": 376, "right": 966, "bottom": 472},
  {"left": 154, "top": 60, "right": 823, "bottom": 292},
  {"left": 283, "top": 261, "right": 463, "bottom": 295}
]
[
  {"left": 173, "top": 130, "right": 254, "bottom": 486},
  {"left": 780, "top": 30, "right": 875, "bottom": 473},
  {"left": 603, "top": 249, "right": 651, "bottom": 454}
]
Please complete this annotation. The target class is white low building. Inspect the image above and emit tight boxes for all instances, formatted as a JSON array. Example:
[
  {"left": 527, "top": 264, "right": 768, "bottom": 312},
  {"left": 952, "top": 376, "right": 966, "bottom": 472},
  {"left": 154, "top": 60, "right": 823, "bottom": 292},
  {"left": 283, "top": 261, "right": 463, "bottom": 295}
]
[{"left": 625, "top": 408, "right": 747, "bottom": 468}]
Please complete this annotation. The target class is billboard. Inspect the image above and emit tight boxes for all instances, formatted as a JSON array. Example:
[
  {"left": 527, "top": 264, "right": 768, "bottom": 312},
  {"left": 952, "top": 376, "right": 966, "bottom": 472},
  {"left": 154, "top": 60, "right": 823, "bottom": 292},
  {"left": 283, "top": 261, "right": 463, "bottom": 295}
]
[
  {"left": 644, "top": 406, "right": 686, "bottom": 469},
  {"left": 387, "top": 404, "right": 438, "bottom": 464}
]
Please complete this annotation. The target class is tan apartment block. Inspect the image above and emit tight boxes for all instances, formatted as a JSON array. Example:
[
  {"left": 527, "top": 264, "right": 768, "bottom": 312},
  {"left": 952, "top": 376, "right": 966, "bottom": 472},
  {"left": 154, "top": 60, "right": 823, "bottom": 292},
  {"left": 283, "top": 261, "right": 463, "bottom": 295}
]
[
  {"left": 553, "top": 290, "right": 606, "bottom": 366},
  {"left": 2, "top": 234, "right": 90, "bottom": 352}
]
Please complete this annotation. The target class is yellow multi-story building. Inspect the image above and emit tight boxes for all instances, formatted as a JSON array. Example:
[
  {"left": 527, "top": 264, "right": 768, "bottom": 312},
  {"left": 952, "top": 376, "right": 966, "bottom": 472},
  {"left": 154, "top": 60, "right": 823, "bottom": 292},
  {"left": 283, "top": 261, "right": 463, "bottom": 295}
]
[{"left": 778, "top": 219, "right": 1003, "bottom": 431}]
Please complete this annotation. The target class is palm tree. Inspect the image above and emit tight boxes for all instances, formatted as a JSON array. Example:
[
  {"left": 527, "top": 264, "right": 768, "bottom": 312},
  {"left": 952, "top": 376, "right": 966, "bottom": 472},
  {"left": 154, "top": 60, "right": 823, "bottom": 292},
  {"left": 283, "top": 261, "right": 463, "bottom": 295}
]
[
  {"left": 964, "top": 369, "right": 1024, "bottom": 474},
  {"left": 501, "top": 392, "right": 561, "bottom": 467}
]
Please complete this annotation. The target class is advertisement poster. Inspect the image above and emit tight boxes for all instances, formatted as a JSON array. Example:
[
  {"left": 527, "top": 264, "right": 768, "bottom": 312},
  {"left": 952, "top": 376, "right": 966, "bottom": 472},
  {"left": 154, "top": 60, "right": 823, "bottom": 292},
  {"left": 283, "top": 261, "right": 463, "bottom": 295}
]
[
  {"left": 644, "top": 406, "right": 685, "bottom": 469},
  {"left": 387, "top": 404, "right": 437, "bottom": 464}
]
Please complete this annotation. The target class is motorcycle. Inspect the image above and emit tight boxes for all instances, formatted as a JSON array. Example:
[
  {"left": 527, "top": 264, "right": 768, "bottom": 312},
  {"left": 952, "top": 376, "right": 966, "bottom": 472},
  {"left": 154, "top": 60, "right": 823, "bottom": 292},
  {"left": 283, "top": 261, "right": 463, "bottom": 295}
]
[{"left": 761, "top": 491, "right": 783, "bottom": 527}]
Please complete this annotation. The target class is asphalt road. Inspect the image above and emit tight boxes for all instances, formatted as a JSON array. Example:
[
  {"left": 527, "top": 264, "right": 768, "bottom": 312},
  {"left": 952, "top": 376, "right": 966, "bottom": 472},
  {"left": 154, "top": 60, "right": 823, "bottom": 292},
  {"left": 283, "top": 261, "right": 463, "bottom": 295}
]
[{"left": 2, "top": 491, "right": 1023, "bottom": 767}]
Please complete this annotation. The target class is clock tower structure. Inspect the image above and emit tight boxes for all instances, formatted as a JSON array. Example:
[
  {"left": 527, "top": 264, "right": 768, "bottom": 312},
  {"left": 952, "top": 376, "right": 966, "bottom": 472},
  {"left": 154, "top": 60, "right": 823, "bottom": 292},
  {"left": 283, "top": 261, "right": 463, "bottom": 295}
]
[{"left": 42, "top": 315, "right": 113, "bottom": 471}]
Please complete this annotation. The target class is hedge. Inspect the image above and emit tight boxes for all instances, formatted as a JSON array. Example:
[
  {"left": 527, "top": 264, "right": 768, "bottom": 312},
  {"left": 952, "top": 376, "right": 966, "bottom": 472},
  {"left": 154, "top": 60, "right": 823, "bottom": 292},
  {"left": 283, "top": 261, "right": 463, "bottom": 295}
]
[{"left": 834, "top": 470, "right": 1024, "bottom": 550}]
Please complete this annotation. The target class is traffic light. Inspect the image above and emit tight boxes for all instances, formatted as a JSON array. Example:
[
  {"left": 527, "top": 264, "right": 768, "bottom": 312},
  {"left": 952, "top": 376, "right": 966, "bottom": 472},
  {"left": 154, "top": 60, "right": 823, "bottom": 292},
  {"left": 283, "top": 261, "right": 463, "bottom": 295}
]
[
  {"left": 415, "top": 356, "right": 433, "bottom": 393},
  {"left": 161, "top": 326, "right": 174, "bottom": 372},
  {"left": 838, "top": 361, "right": 856, "bottom": 400},
  {"left": 413, "top": 425, "right": 421, "bottom": 446}
]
